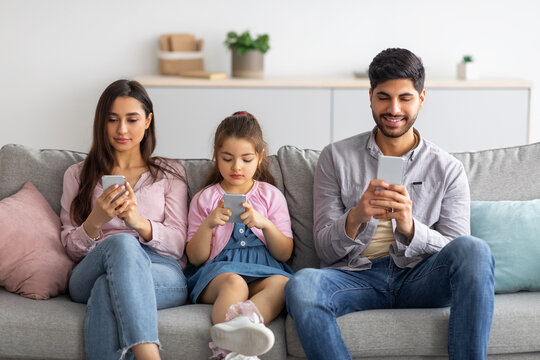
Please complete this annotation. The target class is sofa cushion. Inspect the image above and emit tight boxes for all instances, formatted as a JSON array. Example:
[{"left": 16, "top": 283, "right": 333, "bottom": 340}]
[
  {"left": 0, "top": 289, "right": 287, "bottom": 360},
  {"left": 471, "top": 199, "right": 540, "bottom": 293},
  {"left": 0, "top": 182, "right": 74, "bottom": 300},
  {"left": 452, "top": 142, "right": 540, "bottom": 201},
  {"left": 285, "top": 292, "right": 540, "bottom": 358},
  {"left": 0, "top": 144, "right": 86, "bottom": 215},
  {"left": 0, "top": 290, "right": 85, "bottom": 359},
  {"left": 277, "top": 146, "right": 321, "bottom": 271}
]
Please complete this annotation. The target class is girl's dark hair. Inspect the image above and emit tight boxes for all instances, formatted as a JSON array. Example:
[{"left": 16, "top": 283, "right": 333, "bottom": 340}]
[
  {"left": 71, "top": 79, "right": 184, "bottom": 225},
  {"left": 368, "top": 48, "right": 425, "bottom": 94},
  {"left": 204, "top": 111, "right": 275, "bottom": 187}
]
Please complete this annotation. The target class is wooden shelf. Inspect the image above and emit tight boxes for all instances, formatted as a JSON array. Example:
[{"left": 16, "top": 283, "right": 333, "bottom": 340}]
[{"left": 135, "top": 75, "right": 532, "bottom": 89}]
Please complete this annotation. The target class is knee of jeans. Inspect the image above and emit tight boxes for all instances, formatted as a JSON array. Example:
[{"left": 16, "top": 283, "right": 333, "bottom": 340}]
[
  {"left": 88, "top": 275, "right": 111, "bottom": 309},
  {"left": 285, "top": 268, "right": 327, "bottom": 312},
  {"left": 101, "top": 233, "right": 147, "bottom": 260},
  {"left": 449, "top": 236, "right": 495, "bottom": 272}
]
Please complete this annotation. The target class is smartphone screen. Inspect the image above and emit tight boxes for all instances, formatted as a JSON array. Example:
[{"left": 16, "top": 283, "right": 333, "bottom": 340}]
[
  {"left": 376, "top": 155, "right": 406, "bottom": 188},
  {"left": 102, "top": 175, "right": 126, "bottom": 202},
  {"left": 223, "top": 193, "right": 247, "bottom": 223}
]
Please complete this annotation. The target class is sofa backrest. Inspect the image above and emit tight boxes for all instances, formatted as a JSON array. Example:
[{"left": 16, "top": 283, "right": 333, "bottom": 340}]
[
  {"left": 0, "top": 144, "right": 86, "bottom": 215},
  {"left": 452, "top": 141, "right": 540, "bottom": 201},
  {"left": 2, "top": 142, "right": 540, "bottom": 272},
  {"left": 276, "top": 146, "right": 321, "bottom": 271},
  {"left": 0, "top": 144, "right": 283, "bottom": 215},
  {"left": 274, "top": 142, "right": 540, "bottom": 270}
]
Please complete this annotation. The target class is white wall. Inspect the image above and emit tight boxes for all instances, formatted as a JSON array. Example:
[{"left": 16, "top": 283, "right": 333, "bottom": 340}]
[{"left": 1, "top": 0, "right": 539, "bottom": 156}]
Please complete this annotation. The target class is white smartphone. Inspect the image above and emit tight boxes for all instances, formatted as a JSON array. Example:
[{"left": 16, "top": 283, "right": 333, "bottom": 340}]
[
  {"left": 102, "top": 175, "right": 126, "bottom": 201},
  {"left": 376, "top": 155, "right": 406, "bottom": 188},
  {"left": 223, "top": 193, "right": 247, "bottom": 223}
]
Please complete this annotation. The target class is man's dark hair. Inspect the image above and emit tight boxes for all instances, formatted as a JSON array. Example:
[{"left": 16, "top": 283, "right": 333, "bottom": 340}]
[{"left": 368, "top": 48, "right": 425, "bottom": 94}]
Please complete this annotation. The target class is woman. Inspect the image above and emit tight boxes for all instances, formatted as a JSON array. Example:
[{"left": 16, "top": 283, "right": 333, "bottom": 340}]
[{"left": 60, "top": 79, "right": 188, "bottom": 360}]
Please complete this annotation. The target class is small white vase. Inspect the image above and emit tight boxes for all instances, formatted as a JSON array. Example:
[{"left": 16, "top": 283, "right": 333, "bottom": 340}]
[{"left": 457, "top": 62, "right": 479, "bottom": 80}]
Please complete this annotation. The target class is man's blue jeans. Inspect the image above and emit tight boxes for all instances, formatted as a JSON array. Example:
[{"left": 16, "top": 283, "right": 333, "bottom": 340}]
[
  {"left": 69, "top": 233, "right": 188, "bottom": 360},
  {"left": 285, "top": 236, "right": 495, "bottom": 360}
]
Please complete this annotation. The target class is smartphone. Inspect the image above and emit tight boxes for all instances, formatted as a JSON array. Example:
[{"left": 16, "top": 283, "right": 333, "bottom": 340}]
[
  {"left": 376, "top": 155, "right": 406, "bottom": 189},
  {"left": 102, "top": 175, "right": 126, "bottom": 202},
  {"left": 223, "top": 193, "right": 247, "bottom": 223}
]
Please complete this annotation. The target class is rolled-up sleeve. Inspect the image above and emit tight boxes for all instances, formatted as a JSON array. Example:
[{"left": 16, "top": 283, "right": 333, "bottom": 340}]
[
  {"left": 143, "top": 164, "right": 189, "bottom": 266},
  {"left": 397, "top": 160, "right": 471, "bottom": 258},
  {"left": 60, "top": 164, "right": 99, "bottom": 262},
  {"left": 313, "top": 146, "right": 370, "bottom": 265}
]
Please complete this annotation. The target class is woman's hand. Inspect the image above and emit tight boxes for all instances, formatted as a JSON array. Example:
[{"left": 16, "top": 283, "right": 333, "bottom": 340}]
[
  {"left": 84, "top": 184, "right": 129, "bottom": 238},
  {"left": 117, "top": 182, "right": 152, "bottom": 241},
  {"left": 117, "top": 182, "right": 140, "bottom": 227}
]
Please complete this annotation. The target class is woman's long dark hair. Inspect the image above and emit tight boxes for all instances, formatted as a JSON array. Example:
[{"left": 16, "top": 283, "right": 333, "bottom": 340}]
[
  {"left": 71, "top": 79, "right": 184, "bottom": 225},
  {"left": 205, "top": 111, "right": 275, "bottom": 187}
]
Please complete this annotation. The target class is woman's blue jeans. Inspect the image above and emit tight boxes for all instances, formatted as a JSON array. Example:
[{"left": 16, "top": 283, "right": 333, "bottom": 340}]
[
  {"left": 285, "top": 236, "right": 495, "bottom": 360},
  {"left": 69, "top": 233, "right": 188, "bottom": 360}
]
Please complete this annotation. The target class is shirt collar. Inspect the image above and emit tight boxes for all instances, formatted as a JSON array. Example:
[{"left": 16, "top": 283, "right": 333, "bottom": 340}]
[{"left": 366, "top": 127, "right": 424, "bottom": 161}]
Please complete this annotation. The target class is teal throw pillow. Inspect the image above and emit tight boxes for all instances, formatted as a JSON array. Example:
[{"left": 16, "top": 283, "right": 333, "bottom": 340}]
[{"left": 471, "top": 199, "right": 540, "bottom": 293}]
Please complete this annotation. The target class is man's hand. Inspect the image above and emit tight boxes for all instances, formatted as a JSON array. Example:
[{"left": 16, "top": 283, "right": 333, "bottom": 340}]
[
  {"left": 371, "top": 183, "right": 414, "bottom": 239},
  {"left": 346, "top": 179, "right": 414, "bottom": 239},
  {"left": 346, "top": 179, "right": 388, "bottom": 237}
]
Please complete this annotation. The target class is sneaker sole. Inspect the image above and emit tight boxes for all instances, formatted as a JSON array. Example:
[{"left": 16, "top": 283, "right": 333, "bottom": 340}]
[{"left": 211, "top": 323, "right": 275, "bottom": 356}]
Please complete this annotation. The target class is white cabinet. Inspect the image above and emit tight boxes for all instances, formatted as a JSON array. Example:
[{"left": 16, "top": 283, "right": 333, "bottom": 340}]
[
  {"left": 138, "top": 76, "right": 531, "bottom": 158},
  {"left": 418, "top": 88, "right": 529, "bottom": 152},
  {"left": 147, "top": 87, "right": 331, "bottom": 158},
  {"left": 331, "top": 88, "right": 372, "bottom": 142},
  {"left": 332, "top": 87, "right": 530, "bottom": 153}
]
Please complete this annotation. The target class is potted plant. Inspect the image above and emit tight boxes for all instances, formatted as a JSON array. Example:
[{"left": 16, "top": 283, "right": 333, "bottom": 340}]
[
  {"left": 457, "top": 55, "right": 479, "bottom": 80},
  {"left": 225, "top": 30, "right": 270, "bottom": 78}
]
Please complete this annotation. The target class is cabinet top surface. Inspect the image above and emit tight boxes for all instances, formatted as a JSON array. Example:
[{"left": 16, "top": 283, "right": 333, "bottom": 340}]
[{"left": 135, "top": 75, "right": 532, "bottom": 89}]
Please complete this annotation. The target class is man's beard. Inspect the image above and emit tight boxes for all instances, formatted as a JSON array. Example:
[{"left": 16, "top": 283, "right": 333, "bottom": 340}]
[{"left": 373, "top": 111, "right": 417, "bottom": 138}]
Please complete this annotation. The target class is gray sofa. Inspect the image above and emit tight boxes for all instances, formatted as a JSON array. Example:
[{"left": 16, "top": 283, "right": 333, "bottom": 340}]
[{"left": 1, "top": 142, "right": 540, "bottom": 359}]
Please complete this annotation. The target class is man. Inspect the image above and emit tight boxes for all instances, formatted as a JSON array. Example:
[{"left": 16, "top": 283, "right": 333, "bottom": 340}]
[{"left": 285, "top": 48, "right": 494, "bottom": 360}]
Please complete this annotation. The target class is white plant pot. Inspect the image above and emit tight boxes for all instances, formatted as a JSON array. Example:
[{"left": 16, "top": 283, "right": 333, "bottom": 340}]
[
  {"left": 232, "top": 49, "right": 264, "bottom": 79},
  {"left": 457, "top": 62, "right": 479, "bottom": 80}
]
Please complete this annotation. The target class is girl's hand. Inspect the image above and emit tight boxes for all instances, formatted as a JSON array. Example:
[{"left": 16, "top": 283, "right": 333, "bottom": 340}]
[
  {"left": 240, "top": 202, "right": 270, "bottom": 230},
  {"left": 240, "top": 202, "right": 293, "bottom": 261},
  {"left": 187, "top": 199, "right": 230, "bottom": 266},
  {"left": 84, "top": 183, "right": 130, "bottom": 237},
  {"left": 204, "top": 199, "right": 232, "bottom": 229}
]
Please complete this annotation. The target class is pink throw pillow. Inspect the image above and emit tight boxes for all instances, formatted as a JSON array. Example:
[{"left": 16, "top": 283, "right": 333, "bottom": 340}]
[{"left": 0, "top": 182, "right": 74, "bottom": 299}]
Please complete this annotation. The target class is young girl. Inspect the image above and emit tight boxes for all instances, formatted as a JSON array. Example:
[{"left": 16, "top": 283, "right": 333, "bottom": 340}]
[
  {"left": 60, "top": 79, "right": 188, "bottom": 360},
  {"left": 186, "top": 112, "right": 294, "bottom": 359}
]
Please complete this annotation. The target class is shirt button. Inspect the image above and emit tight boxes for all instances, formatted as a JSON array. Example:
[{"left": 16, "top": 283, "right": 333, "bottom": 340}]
[
  {"left": 240, "top": 241, "right": 246, "bottom": 246},
  {"left": 239, "top": 228, "right": 244, "bottom": 234}
]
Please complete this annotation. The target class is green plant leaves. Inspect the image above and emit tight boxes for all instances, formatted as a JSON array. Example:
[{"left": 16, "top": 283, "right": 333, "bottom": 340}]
[{"left": 224, "top": 30, "right": 270, "bottom": 54}]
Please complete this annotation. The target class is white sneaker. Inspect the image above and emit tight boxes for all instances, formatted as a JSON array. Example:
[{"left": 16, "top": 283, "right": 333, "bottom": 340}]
[
  {"left": 224, "top": 352, "right": 260, "bottom": 360},
  {"left": 211, "top": 316, "right": 275, "bottom": 356}
]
